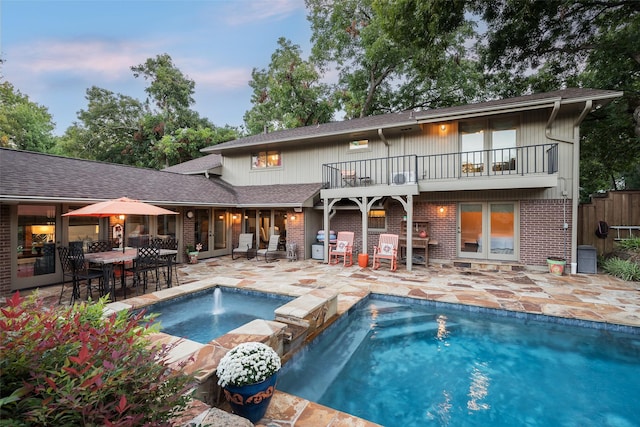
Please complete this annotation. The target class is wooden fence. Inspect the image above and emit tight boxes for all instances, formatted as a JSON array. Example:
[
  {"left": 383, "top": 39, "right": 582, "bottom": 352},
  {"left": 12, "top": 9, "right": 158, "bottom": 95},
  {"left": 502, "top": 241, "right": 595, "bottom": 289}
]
[{"left": 578, "top": 190, "right": 640, "bottom": 256}]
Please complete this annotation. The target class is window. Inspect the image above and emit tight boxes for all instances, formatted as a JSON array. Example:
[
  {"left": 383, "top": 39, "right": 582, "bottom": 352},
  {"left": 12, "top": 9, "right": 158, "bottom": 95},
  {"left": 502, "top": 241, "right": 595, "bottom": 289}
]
[
  {"left": 459, "top": 117, "right": 518, "bottom": 174},
  {"left": 17, "top": 205, "right": 57, "bottom": 278},
  {"left": 252, "top": 151, "right": 282, "bottom": 169},
  {"left": 349, "top": 139, "right": 369, "bottom": 150},
  {"left": 368, "top": 209, "right": 386, "bottom": 230}
]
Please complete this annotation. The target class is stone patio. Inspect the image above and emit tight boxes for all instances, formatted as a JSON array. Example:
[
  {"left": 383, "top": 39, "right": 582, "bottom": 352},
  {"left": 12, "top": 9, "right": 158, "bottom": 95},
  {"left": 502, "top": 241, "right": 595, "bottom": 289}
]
[{"left": 18, "top": 256, "right": 640, "bottom": 426}]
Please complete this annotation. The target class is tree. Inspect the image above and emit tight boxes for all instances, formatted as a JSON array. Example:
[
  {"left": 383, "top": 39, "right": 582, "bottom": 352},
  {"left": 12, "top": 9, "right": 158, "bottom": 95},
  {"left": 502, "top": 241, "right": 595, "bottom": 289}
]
[
  {"left": 131, "top": 53, "right": 196, "bottom": 124},
  {"left": 244, "top": 38, "right": 334, "bottom": 135},
  {"left": 53, "top": 86, "right": 144, "bottom": 163},
  {"left": 472, "top": 0, "right": 640, "bottom": 198},
  {"left": 0, "top": 80, "right": 56, "bottom": 152},
  {"left": 305, "top": 0, "right": 481, "bottom": 118}
]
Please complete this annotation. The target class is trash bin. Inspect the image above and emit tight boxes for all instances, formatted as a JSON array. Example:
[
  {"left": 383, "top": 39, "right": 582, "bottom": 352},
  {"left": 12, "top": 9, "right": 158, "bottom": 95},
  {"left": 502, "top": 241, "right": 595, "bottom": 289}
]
[
  {"left": 577, "top": 245, "right": 597, "bottom": 274},
  {"left": 311, "top": 243, "right": 324, "bottom": 260}
]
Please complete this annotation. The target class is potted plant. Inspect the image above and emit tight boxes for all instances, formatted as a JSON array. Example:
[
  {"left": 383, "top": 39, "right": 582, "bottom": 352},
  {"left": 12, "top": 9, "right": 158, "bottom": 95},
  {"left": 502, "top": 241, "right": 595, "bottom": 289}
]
[
  {"left": 186, "top": 243, "right": 202, "bottom": 264},
  {"left": 547, "top": 256, "right": 566, "bottom": 276},
  {"left": 216, "top": 342, "right": 281, "bottom": 423}
]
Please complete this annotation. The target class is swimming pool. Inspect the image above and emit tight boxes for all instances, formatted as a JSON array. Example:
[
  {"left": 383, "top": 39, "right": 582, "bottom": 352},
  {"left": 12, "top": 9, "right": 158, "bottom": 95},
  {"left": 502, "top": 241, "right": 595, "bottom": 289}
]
[
  {"left": 149, "top": 287, "right": 293, "bottom": 344},
  {"left": 278, "top": 295, "right": 640, "bottom": 427}
]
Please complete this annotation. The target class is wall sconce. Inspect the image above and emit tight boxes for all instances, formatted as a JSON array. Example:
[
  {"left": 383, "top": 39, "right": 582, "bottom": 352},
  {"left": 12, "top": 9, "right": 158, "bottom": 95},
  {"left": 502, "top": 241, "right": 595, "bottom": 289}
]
[
  {"left": 290, "top": 215, "right": 296, "bottom": 221},
  {"left": 119, "top": 214, "right": 126, "bottom": 220},
  {"left": 440, "top": 124, "right": 447, "bottom": 131},
  {"left": 232, "top": 214, "right": 238, "bottom": 220},
  {"left": 218, "top": 215, "right": 224, "bottom": 220},
  {"left": 186, "top": 210, "right": 194, "bottom": 219},
  {"left": 438, "top": 206, "right": 446, "bottom": 215}
]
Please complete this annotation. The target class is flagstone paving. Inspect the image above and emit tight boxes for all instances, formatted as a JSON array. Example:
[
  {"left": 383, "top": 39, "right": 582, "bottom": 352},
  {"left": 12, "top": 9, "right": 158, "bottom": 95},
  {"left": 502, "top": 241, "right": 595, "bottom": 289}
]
[{"left": 19, "top": 257, "right": 640, "bottom": 426}]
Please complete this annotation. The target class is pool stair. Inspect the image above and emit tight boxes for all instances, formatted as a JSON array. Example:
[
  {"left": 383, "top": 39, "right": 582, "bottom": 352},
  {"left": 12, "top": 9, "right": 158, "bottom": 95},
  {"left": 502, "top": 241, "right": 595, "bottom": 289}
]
[{"left": 368, "top": 305, "right": 459, "bottom": 342}]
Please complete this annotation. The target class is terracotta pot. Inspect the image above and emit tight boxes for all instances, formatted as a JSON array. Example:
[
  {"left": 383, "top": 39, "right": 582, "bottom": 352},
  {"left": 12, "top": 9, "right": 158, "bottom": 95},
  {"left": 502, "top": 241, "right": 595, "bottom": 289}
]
[{"left": 419, "top": 230, "right": 427, "bottom": 238}]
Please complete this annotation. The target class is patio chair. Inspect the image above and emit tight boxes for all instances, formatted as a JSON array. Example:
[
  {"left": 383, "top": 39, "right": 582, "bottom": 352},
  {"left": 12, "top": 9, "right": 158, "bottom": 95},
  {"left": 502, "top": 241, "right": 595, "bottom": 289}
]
[
  {"left": 57, "top": 246, "right": 104, "bottom": 305},
  {"left": 232, "top": 233, "right": 254, "bottom": 260},
  {"left": 257, "top": 234, "right": 286, "bottom": 262},
  {"left": 152, "top": 237, "right": 179, "bottom": 288},
  {"left": 329, "top": 231, "right": 354, "bottom": 267},
  {"left": 129, "top": 245, "right": 160, "bottom": 295},
  {"left": 372, "top": 233, "right": 399, "bottom": 272},
  {"left": 341, "top": 170, "right": 357, "bottom": 187}
]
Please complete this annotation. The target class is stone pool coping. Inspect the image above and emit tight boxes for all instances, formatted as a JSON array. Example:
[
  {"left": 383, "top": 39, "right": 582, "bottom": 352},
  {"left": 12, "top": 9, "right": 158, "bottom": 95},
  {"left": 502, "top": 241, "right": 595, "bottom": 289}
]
[{"left": 101, "top": 257, "right": 640, "bottom": 426}]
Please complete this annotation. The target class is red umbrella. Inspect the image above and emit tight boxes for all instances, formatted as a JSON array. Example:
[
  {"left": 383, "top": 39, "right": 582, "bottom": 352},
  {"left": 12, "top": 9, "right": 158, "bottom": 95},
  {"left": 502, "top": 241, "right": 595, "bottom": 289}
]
[{"left": 63, "top": 197, "right": 178, "bottom": 251}]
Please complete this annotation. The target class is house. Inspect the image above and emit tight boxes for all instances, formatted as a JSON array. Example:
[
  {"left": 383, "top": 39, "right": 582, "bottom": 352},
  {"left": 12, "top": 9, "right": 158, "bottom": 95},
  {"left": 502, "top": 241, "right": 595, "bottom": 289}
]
[{"left": 0, "top": 88, "right": 623, "bottom": 297}]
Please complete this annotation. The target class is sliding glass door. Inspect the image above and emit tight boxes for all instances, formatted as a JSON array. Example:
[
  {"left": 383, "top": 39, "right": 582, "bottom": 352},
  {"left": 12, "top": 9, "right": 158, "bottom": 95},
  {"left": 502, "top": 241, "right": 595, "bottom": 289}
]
[{"left": 458, "top": 202, "right": 518, "bottom": 261}]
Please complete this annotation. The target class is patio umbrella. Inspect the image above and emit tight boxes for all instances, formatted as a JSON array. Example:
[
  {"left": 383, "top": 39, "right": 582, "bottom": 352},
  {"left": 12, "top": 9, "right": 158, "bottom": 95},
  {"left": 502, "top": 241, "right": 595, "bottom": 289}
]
[{"left": 62, "top": 197, "right": 178, "bottom": 252}]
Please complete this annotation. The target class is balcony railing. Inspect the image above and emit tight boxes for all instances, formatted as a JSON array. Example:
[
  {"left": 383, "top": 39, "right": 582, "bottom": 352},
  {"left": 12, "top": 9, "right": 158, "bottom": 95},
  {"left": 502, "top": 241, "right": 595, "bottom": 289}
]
[{"left": 322, "top": 143, "right": 558, "bottom": 189}]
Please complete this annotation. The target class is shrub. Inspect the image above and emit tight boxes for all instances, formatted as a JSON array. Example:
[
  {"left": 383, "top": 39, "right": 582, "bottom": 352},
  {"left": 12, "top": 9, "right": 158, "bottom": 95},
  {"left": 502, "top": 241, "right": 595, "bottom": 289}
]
[
  {"left": 601, "top": 257, "right": 640, "bottom": 281},
  {"left": 615, "top": 237, "right": 640, "bottom": 251},
  {"left": 0, "top": 292, "right": 196, "bottom": 426}
]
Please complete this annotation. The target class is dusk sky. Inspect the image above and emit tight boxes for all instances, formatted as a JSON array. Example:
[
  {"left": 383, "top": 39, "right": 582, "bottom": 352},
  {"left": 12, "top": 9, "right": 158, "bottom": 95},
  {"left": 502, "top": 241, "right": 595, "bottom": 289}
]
[{"left": 1, "top": 0, "right": 313, "bottom": 135}]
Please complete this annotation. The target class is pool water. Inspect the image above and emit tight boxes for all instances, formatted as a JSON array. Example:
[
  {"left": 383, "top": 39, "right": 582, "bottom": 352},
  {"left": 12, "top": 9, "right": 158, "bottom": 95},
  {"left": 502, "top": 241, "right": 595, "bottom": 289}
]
[
  {"left": 150, "top": 288, "right": 292, "bottom": 344},
  {"left": 278, "top": 297, "right": 640, "bottom": 427}
]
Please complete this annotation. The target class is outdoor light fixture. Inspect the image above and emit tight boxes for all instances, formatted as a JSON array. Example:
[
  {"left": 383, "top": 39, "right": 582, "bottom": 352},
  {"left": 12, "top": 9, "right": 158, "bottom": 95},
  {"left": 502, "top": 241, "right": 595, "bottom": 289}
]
[
  {"left": 232, "top": 214, "right": 238, "bottom": 220},
  {"left": 186, "top": 210, "right": 194, "bottom": 219},
  {"left": 119, "top": 214, "right": 126, "bottom": 220},
  {"left": 438, "top": 206, "right": 446, "bottom": 215},
  {"left": 290, "top": 215, "right": 296, "bottom": 220},
  {"left": 440, "top": 124, "right": 447, "bottom": 131}
]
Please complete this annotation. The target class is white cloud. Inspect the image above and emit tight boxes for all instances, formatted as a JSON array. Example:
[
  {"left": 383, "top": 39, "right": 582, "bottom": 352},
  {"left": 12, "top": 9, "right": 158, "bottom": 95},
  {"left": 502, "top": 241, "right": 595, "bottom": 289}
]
[
  {"left": 6, "top": 38, "right": 164, "bottom": 81},
  {"left": 224, "top": 0, "right": 305, "bottom": 26},
  {"left": 189, "top": 67, "right": 251, "bottom": 91}
]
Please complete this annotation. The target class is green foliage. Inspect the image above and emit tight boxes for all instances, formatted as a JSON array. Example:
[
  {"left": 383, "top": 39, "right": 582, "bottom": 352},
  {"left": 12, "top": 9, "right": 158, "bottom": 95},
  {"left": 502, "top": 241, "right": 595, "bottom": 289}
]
[
  {"left": 0, "top": 292, "right": 196, "bottom": 426},
  {"left": 52, "top": 86, "right": 143, "bottom": 163},
  {"left": 244, "top": 38, "right": 334, "bottom": 135},
  {"left": 0, "top": 81, "right": 55, "bottom": 152},
  {"left": 616, "top": 237, "right": 640, "bottom": 252},
  {"left": 306, "top": 0, "right": 480, "bottom": 118},
  {"left": 473, "top": 0, "right": 640, "bottom": 199},
  {"left": 601, "top": 257, "right": 640, "bottom": 282}
]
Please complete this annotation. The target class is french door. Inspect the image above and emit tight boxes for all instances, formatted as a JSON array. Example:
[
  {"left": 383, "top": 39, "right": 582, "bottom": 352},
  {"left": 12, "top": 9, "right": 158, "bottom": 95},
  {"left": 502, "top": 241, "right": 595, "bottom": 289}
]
[
  {"left": 195, "top": 208, "right": 230, "bottom": 257},
  {"left": 458, "top": 202, "right": 518, "bottom": 261}
]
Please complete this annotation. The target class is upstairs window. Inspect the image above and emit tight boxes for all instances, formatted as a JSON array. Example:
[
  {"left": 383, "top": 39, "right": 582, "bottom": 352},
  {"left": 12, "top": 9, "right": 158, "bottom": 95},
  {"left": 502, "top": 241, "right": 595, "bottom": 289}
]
[
  {"left": 459, "top": 117, "right": 518, "bottom": 174},
  {"left": 349, "top": 139, "right": 369, "bottom": 150},
  {"left": 252, "top": 151, "right": 282, "bottom": 169}
]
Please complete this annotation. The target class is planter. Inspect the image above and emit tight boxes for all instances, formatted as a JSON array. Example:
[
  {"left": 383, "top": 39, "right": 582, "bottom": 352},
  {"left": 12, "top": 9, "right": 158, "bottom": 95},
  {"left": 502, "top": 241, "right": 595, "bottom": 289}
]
[
  {"left": 222, "top": 373, "right": 278, "bottom": 423},
  {"left": 188, "top": 252, "right": 199, "bottom": 264},
  {"left": 547, "top": 257, "right": 566, "bottom": 276},
  {"left": 358, "top": 253, "right": 369, "bottom": 268}
]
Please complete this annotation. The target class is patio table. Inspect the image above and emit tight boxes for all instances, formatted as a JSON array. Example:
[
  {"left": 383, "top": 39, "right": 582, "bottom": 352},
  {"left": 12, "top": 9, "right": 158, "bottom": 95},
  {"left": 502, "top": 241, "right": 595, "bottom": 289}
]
[{"left": 85, "top": 248, "right": 178, "bottom": 300}]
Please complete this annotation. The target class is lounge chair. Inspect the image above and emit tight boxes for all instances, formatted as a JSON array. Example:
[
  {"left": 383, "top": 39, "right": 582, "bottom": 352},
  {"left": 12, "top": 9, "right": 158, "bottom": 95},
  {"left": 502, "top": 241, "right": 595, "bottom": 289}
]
[
  {"left": 232, "top": 233, "right": 254, "bottom": 260},
  {"left": 329, "top": 231, "right": 354, "bottom": 267},
  {"left": 257, "top": 234, "right": 286, "bottom": 262},
  {"left": 372, "top": 233, "right": 398, "bottom": 272}
]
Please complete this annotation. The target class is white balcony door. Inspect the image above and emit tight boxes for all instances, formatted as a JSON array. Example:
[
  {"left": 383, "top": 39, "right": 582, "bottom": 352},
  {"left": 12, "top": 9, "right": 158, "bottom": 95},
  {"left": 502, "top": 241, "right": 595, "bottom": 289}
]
[{"left": 458, "top": 202, "right": 518, "bottom": 261}]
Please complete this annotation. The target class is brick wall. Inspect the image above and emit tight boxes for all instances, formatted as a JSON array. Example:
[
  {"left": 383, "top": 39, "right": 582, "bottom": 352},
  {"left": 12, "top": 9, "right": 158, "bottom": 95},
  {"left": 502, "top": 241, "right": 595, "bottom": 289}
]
[
  {"left": 0, "top": 205, "right": 11, "bottom": 298},
  {"left": 327, "top": 201, "right": 457, "bottom": 259},
  {"left": 285, "top": 211, "right": 305, "bottom": 259},
  {"left": 521, "top": 199, "right": 573, "bottom": 265}
]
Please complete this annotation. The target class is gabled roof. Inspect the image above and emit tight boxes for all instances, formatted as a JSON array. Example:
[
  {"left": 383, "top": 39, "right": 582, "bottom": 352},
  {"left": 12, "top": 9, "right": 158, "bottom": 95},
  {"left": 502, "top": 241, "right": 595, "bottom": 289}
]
[
  {"left": 0, "top": 149, "right": 319, "bottom": 208},
  {"left": 0, "top": 149, "right": 236, "bottom": 206},
  {"left": 203, "top": 88, "right": 622, "bottom": 154},
  {"left": 162, "top": 153, "right": 222, "bottom": 174}
]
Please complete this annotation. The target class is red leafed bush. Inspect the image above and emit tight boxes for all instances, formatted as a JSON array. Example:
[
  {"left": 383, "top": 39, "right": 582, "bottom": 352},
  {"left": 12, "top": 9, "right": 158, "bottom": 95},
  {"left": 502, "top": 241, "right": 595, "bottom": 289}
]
[{"left": 0, "top": 292, "right": 196, "bottom": 426}]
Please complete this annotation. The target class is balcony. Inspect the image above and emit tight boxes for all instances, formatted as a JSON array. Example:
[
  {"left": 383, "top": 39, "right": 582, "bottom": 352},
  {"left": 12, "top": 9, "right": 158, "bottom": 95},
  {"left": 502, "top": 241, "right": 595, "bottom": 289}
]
[{"left": 322, "top": 143, "right": 558, "bottom": 193}]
